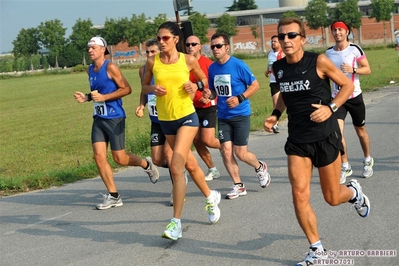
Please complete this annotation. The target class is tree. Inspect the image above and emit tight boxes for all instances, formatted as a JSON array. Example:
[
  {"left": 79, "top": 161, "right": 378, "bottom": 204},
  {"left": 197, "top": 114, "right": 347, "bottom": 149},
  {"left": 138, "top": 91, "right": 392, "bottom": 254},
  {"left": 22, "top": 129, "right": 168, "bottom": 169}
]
[
  {"left": 188, "top": 12, "right": 211, "bottom": 44},
  {"left": 125, "top": 13, "right": 155, "bottom": 61},
  {"left": 12, "top": 27, "right": 40, "bottom": 70},
  {"left": 369, "top": 0, "right": 396, "bottom": 44},
  {"left": 281, "top": 11, "right": 301, "bottom": 19},
  {"left": 215, "top": 13, "right": 239, "bottom": 54},
  {"left": 215, "top": 13, "right": 239, "bottom": 36},
  {"left": 332, "top": 0, "right": 362, "bottom": 42},
  {"left": 37, "top": 19, "right": 67, "bottom": 68},
  {"left": 69, "top": 18, "right": 96, "bottom": 65},
  {"left": 227, "top": 0, "right": 258, "bottom": 11},
  {"left": 102, "top": 17, "right": 129, "bottom": 62},
  {"left": 305, "top": 0, "right": 330, "bottom": 47},
  {"left": 250, "top": 25, "right": 260, "bottom": 45}
]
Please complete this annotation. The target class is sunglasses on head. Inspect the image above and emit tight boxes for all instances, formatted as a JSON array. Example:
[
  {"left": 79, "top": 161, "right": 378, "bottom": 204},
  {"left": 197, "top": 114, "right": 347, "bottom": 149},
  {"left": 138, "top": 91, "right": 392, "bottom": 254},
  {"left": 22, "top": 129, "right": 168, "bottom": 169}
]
[
  {"left": 157, "top": 35, "right": 173, "bottom": 42},
  {"left": 277, "top": 32, "right": 302, "bottom": 40},
  {"left": 185, "top": 42, "right": 199, "bottom": 47},
  {"left": 210, "top": 43, "right": 226, "bottom": 50}
]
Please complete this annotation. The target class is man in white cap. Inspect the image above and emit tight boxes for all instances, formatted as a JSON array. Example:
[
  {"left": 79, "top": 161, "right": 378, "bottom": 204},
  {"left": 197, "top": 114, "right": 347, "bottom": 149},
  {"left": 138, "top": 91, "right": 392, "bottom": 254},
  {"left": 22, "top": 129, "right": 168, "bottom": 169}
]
[
  {"left": 73, "top": 37, "right": 159, "bottom": 210},
  {"left": 394, "top": 29, "right": 399, "bottom": 51}
]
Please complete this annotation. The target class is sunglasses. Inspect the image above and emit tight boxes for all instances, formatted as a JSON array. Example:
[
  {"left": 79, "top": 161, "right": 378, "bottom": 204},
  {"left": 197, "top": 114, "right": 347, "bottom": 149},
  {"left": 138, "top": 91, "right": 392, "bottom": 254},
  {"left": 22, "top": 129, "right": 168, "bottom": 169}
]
[
  {"left": 185, "top": 42, "right": 199, "bottom": 47},
  {"left": 210, "top": 43, "right": 226, "bottom": 50},
  {"left": 277, "top": 32, "right": 302, "bottom": 40},
  {"left": 157, "top": 35, "right": 173, "bottom": 42}
]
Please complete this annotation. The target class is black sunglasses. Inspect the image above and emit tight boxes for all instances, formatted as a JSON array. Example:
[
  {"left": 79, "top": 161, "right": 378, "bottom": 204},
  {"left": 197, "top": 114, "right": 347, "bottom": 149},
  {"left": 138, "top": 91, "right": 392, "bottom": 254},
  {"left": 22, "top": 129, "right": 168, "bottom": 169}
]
[
  {"left": 277, "top": 32, "right": 302, "bottom": 40},
  {"left": 186, "top": 42, "right": 199, "bottom": 47},
  {"left": 210, "top": 43, "right": 226, "bottom": 50}
]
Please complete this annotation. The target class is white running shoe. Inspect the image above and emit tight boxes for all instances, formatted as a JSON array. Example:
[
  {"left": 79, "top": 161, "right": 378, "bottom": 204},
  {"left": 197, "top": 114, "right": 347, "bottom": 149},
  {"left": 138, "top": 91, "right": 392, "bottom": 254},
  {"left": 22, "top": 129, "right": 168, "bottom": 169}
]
[
  {"left": 96, "top": 193, "right": 123, "bottom": 210},
  {"left": 144, "top": 157, "right": 159, "bottom": 184},
  {"left": 296, "top": 247, "right": 328, "bottom": 266},
  {"left": 256, "top": 161, "right": 271, "bottom": 188},
  {"left": 362, "top": 157, "right": 374, "bottom": 178},
  {"left": 340, "top": 164, "right": 353, "bottom": 184},
  {"left": 347, "top": 179, "right": 370, "bottom": 218},
  {"left": 162, "top": 219, "right": 182, "bottom": 240},
  {"left": 205, "top": 168, "right": 221, "bottom": 181},
  {"left": 226, "top": 184, "right": 247, "bottom": 199},
  {"left": 205, "top": 190, "right": 221, "bottom": 224}
]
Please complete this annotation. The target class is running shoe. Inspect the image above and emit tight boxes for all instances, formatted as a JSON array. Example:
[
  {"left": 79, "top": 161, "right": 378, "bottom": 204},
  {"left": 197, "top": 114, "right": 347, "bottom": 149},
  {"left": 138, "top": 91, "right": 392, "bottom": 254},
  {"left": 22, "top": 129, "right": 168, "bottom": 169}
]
[
  {"left": 362, "top": 157, "right": 374, "bottom": 178},
  {"left": 169, "top": 171, "right": 188, "bottom": 206},
  {"left": 296, "top": 247, "right": 328, "bottom": 266},
  {"left": 144, "top": 157, "right": 159, "bottom": 184},
  {"left": 205, "top": 168, "right": 221, "bottom": 181},
  {"left": 205, "top": 190, "right": 221, "bottom": 224},
  {"left": 272, "top": 123, "right": 280, "bottom": 134},
  {"left": 256, "top": 161, "right": 271, "bottom": 188},
  {"left": 162, "top": 219, "right": 182, "bottom": 240},
  {"left": 347, "top": 179, "right": 370, "bottom": 218},
  {"left": 340, "top": 164, "right": 353, "bottom": 184},
  {"left": 96, "top": 193, "right": 123, "bottom": 210},
  {"left": 226, "top": 184, "right": 247, "bottom": 199}
]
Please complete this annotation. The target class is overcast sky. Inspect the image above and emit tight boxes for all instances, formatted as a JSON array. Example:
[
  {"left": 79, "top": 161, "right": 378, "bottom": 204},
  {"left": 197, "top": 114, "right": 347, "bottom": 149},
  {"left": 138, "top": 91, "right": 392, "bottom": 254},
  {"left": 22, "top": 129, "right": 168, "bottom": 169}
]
[{"left": 0, "top": 0, "right": 279, "bottom": 53}]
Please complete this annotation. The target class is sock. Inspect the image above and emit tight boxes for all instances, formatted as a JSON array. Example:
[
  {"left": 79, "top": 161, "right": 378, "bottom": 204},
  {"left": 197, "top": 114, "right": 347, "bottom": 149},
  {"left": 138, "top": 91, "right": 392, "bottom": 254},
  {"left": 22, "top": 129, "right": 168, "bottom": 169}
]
[
  {"left": 110, "top": 192, "right": 119, "bottom": 198},
  {"left": 234, "top": 182, "right": 244, "bottom": 187},
  {"left": 342, "top": 162, "right": 349, "bottom": 169},
  {"left": 171, "top": 217, "right": 181, "bottom": 227},
  {"left": 209, "top": 167, "right": 217, "bottom": 171},
  {"left": 348, "top": 186, "right": 357, "bottom": 201},
  {"left": 310, "top": 240, "right": 323, "bottom": 251},
  {"left": 162, "top": 161, "right": 169, "bottom": 168},
  {"left": 168, "top": 169, "right": 173, "bottom": 185},
  {"left": 206, "top": 190, "right": 215, "bottom": 201},
  {"left": 364, "top": 156, "right": 371, "bottom": 162},
  {"left": 255, "top": 162, "right": 263, "bottom": 172},
  {"left": 144, "top": 159, "right": 150, "bottom": 170}
]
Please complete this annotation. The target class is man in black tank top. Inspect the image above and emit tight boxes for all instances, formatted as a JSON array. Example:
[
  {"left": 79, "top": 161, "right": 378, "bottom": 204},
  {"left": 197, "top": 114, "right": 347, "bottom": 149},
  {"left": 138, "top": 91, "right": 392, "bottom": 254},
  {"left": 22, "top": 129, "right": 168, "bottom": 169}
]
[{"left": 263, "top": 18, "right": 371, "bottom": 266}]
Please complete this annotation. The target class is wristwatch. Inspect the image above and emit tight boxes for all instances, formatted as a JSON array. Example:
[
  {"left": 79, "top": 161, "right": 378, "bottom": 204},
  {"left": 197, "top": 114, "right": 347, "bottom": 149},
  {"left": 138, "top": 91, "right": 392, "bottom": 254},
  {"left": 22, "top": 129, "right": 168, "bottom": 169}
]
[
  {"left": 352, "top": 68, "right": 357, "bottom": 74},
  {"left": 329, "top": 102, "right": 338, "bottom": 113},
  {"left": 196, "top": 81, "right": 204, "bottom": 92}
]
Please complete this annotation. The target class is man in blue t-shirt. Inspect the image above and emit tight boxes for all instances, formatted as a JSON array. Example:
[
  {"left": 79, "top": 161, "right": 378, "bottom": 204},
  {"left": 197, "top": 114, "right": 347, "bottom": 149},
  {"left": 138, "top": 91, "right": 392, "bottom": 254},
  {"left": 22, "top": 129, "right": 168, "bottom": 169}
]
[{"left": 208, "top": 32, "right": 271, "bottom": 200}]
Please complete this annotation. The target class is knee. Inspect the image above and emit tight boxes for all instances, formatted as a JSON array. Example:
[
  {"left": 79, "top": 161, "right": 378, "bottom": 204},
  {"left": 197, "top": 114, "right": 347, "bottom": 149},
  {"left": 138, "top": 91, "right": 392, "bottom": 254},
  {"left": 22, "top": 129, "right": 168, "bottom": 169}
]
[
  {"left": 113, "top": 154, "right": 128, "bottom": 166},
  {"left": 323, "top": 194, "right": 341, "bottom": 206},
  {"left": 292, "top": 189, "right": 310, "bottom": 206}
]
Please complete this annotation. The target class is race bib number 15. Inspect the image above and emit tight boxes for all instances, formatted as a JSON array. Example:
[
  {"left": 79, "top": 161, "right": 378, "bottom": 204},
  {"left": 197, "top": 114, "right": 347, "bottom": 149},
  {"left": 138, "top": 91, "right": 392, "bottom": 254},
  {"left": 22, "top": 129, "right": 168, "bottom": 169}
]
[{"left": 214, "top": 74, "right": 232, "bottom": 97}]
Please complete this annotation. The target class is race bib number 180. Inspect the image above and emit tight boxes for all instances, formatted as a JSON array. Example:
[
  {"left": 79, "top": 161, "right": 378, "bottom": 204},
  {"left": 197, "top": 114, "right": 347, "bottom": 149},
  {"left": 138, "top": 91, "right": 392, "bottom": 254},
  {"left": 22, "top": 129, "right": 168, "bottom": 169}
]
[
  {"left": 93, "top": 102, "right": 108, "bottom": 116},
  {"left": 214, "top": 74, "right": 232, "bottom": 97}
]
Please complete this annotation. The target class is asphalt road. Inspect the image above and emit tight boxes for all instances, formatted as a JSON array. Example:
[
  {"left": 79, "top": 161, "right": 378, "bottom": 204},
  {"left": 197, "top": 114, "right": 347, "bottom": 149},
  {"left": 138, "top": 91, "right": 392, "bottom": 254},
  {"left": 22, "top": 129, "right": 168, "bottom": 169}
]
[{"left": 1, "top": 86, "right": 398, "bottom": 266}]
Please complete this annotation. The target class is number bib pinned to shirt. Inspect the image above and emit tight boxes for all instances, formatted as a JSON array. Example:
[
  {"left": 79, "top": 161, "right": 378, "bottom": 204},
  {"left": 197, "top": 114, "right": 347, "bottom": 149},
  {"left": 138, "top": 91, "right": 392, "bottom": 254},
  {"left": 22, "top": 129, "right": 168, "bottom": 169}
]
[
  {"left": 214, "top": 74, "right": 232, "bottom": 97},
  {"left": 147, "top": 94, "right": 158, "bottom": 117},
  {"left": 93, "top": 102, "right": 108, "bottom": 116}
]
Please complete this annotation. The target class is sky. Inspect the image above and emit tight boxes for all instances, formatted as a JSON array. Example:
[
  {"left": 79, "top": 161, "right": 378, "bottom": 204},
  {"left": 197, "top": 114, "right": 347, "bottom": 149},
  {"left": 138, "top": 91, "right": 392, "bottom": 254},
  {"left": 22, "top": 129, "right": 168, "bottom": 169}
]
[{"left": 0, "top": 0, "right": 279, "bottom": 53}]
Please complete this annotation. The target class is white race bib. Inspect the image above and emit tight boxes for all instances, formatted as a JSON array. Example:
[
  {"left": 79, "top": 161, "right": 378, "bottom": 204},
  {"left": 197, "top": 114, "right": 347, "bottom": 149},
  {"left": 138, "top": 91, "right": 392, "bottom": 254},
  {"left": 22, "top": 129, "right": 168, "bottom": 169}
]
[
  {"left": 147, "top": 94, "right": 158, "bottom": 117},
  {"left": 93, "top": 102, "right": 107, "bottom": 116},
  {"left": 213, "top": 74, "right": 232, "bottom": 97}
]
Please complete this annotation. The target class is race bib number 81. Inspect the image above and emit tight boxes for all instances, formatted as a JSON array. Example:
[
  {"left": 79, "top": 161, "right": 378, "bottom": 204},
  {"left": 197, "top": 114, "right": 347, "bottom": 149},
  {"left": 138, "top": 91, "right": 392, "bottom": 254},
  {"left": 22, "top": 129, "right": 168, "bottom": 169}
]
[{"left": 214, "top": 74, "right": 232, "bottom": 97}]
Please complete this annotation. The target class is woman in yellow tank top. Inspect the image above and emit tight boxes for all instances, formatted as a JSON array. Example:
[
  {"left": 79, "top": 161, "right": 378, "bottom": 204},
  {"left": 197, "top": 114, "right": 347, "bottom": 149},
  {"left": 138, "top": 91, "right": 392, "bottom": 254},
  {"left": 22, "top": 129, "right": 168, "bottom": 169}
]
[{"left": 142, "top": 22, "right": 222, "bottom": 241}]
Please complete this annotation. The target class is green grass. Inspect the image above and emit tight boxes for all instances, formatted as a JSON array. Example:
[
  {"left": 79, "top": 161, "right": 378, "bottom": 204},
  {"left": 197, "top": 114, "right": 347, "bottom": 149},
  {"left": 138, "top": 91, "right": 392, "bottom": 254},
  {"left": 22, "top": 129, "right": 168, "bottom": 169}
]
[{"left": 1, "top": 48, "right": 398, "bottom": 194}]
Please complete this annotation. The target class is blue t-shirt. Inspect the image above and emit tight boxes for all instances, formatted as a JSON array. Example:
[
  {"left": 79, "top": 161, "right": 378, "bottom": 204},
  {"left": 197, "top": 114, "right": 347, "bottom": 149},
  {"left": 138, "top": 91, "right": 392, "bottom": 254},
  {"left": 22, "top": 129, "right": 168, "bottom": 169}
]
[
  {"left": 88, "top": 60, "right": 125, "bottom": 119},
  {"left": 208, "top": 56, "right": 256, "bottom": 119}
]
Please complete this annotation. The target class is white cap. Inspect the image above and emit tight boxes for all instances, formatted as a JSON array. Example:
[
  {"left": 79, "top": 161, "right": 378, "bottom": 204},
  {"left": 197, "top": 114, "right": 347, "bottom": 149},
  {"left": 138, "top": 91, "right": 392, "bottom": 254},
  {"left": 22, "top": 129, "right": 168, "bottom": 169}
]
[
  {"left": 394, "top": 30, "right": 399, "bottom": 36},
  {"left": 88, "top": 37, "right": 110, "bottom": 55}
]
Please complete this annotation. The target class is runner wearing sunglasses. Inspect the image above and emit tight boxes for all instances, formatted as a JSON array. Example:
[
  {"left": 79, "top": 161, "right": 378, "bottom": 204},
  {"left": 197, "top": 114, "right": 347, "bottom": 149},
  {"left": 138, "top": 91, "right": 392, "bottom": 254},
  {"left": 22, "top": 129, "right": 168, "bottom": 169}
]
[
  {"left": 264, "top": 17, "right": 370, "bottom": 266},
  {"left": 208, "top": 32, "right": 272, "bottom": 200}
]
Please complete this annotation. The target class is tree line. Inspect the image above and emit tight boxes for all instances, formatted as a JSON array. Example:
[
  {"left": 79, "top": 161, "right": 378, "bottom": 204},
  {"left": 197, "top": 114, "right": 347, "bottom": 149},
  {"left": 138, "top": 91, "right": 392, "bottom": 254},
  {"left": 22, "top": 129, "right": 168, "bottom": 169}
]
[{"left": 1, "top": 0, "right": 395, "bottom": 73}]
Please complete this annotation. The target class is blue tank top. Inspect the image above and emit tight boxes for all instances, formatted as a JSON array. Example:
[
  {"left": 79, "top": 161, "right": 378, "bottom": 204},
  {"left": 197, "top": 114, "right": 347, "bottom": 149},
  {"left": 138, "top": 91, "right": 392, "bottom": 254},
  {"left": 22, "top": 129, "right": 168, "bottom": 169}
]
[{"left": 88, "top": 60, "right": 125, "bottom": 119}]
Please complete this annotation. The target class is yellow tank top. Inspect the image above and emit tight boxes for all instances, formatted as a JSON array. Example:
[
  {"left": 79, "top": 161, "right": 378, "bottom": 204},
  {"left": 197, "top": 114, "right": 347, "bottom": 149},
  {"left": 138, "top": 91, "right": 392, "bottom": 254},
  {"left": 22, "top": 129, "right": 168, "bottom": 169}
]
[{"left": 153, "top": 52, "right": 195, "bottom": 121}]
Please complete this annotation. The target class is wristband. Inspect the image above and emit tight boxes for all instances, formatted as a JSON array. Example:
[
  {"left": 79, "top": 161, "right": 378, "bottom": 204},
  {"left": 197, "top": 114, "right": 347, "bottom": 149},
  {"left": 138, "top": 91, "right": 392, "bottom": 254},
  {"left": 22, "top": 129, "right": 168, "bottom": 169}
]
[
  {"left": 86, "top": 93, "right": 92, "bottom": 102},
  {"left": 237, "top": 94, "right": 246, "bottom": 103},
  {"left": 271, "top": 109, "right": 281, "bottom": 120}
]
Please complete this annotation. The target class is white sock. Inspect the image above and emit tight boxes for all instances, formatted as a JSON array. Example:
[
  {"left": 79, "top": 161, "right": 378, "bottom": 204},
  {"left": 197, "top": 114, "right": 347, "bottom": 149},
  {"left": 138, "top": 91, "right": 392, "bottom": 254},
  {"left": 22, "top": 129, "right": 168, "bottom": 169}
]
[
  {"left": 310, "top": 240, "right": 323, "bottom": 250},
  {"left": 171, "top": 218, "right": 181, "bottom": 227},
  {"left": 364, "top": 156, "right": 371, "bottom": 162},
  {"left": 209, "top": 167, "right": 217, "bottom": 171},
  {"left": 342, "top": 162, "right": 349, "bottom": 169},
  {"left": 206, "top": 190, "right": 215, "bottom": 201}
]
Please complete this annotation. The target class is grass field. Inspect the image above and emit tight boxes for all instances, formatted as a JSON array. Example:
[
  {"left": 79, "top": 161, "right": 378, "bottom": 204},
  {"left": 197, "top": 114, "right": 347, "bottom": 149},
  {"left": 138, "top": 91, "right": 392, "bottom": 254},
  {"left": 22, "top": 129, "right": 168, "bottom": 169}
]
[{"left": 0, "top": 48, "right": 398, "bottom": 194}]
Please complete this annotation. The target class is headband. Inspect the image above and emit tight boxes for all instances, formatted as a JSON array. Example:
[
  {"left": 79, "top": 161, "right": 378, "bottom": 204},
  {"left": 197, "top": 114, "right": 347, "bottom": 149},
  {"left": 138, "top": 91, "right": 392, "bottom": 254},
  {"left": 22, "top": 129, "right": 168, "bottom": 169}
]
[{"left": 332, "top": 21, "right": 349, "bottom": 31}]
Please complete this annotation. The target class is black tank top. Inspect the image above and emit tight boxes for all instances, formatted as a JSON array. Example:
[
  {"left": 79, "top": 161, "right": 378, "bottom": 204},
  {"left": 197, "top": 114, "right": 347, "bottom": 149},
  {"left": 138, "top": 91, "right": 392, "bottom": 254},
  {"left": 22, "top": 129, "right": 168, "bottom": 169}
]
[{"left": 273, "top": 52, "right": 338, "bottom": 143}]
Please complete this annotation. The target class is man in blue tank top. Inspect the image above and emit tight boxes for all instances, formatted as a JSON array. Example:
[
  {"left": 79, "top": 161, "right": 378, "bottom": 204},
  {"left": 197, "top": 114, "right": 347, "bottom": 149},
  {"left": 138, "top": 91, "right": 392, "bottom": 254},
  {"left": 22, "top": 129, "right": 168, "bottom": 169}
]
[
  {"left": 73, "top": 37, "right": 159, "bottom": 210},
  {"left": 263, "top": 18, "right": 371, "bottom": 266}
]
